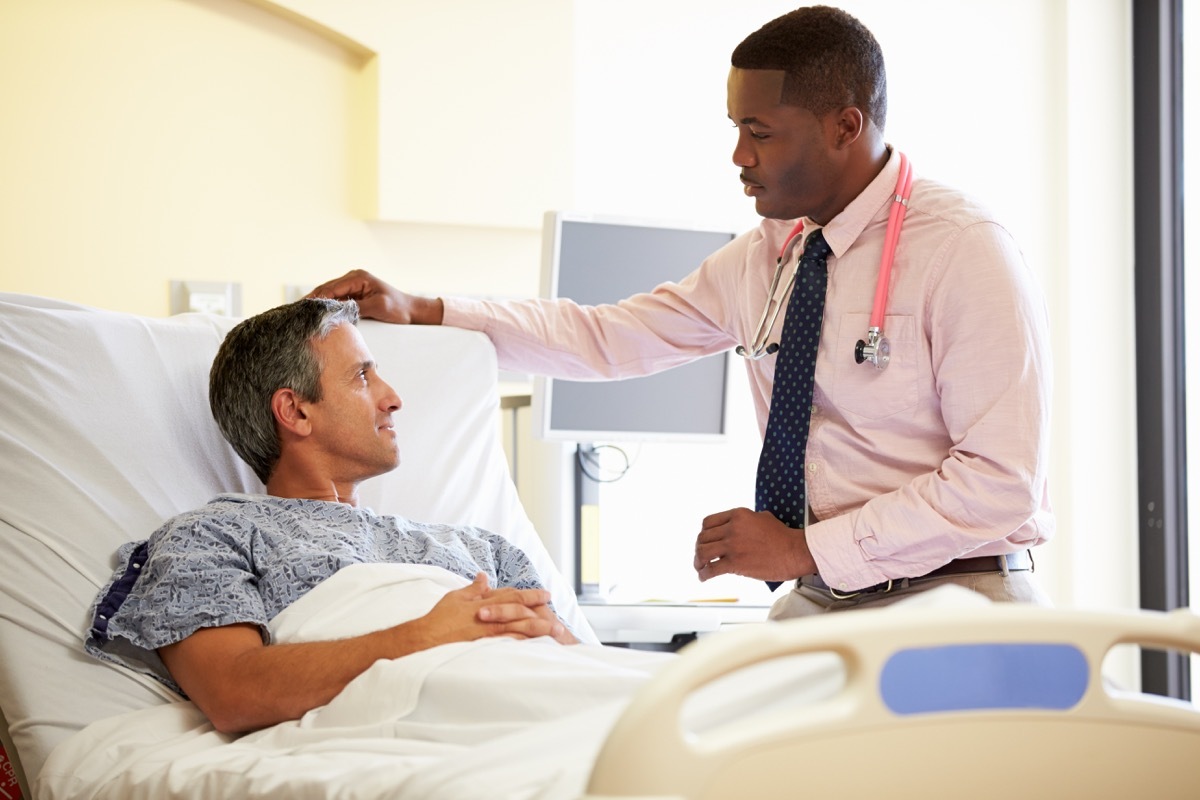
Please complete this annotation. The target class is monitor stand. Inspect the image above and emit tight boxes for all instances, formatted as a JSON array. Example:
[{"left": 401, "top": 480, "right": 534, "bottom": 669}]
[{"left": 574, "top": 442, "right": 606, "bottom": 601}]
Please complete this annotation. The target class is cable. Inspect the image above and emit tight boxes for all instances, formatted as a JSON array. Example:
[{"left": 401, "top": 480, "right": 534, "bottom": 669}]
[{"left": 576, "top": 443, "right": 632, "bottom": 483}]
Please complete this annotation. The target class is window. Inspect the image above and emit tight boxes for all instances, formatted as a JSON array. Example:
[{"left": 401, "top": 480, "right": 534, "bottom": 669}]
[
  {"left": 1133, "top": 0, "right": 1190, "bottom": 700},
  {"left": 1184, "top": 0, "right": 1200, "bottom": 701}
]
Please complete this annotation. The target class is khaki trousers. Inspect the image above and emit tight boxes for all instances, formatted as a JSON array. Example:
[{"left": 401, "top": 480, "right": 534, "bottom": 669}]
[{"left": 768, "top": 570, "right": 1051, "bottom": 620}]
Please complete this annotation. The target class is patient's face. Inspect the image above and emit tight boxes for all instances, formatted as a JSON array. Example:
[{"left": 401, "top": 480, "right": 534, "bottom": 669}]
[{"left": 305, "top": 323, "right": 402, "bottom": 482}]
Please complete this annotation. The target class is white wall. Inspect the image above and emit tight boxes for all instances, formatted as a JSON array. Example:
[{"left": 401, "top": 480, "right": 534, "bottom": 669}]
[{"left": 0, "top": 0, "right": 1138, "bottom": 615}]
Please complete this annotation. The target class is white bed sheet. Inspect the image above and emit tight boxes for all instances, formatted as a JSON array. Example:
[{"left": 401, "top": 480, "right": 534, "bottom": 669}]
[{"left": 35, "top": 563, "right": 847, "bottom": 800}]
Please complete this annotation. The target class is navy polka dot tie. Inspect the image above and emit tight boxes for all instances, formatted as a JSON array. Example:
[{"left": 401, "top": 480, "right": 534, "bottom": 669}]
[{"left": 755, "top": 229, "right": 830, "bottom": 591}]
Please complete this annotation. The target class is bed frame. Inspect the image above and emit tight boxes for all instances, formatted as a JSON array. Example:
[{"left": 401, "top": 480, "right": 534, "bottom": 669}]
[{"left": 584, "top": 601, "right": 1200, "bottom": 798}]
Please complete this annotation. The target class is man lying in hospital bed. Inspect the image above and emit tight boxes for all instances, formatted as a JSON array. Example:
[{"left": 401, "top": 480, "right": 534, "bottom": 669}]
[{"left": 84, "top": 298, "right": 582, "bottom": 735}]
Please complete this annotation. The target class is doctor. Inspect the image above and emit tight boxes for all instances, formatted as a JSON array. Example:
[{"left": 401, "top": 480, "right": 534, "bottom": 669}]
[{"left": 310, "top": 5, "right": 1054, "bottom": 617}]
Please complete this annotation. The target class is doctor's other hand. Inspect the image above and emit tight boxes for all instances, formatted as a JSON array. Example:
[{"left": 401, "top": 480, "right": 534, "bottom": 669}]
[
  {"left": 307, "top": 269, "right": 444, "bottom": 325},
  {"left": 693, "top": 507, "right": 817, "bottom": 583}
]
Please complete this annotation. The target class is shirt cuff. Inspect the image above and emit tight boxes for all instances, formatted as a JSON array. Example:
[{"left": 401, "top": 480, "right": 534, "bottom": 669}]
[{"left": 805, "top": 512, "right": 889, "bottom": 592}]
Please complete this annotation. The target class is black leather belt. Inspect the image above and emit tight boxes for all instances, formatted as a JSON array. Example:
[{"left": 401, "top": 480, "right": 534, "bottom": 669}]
[{"left": 801, "top": 551, "right": 1033, "bottom": 599}]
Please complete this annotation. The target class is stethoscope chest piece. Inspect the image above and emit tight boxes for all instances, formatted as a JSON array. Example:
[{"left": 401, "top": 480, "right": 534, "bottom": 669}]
[{"left": 854, "top": 327, "right": 890, "bottom": 370}]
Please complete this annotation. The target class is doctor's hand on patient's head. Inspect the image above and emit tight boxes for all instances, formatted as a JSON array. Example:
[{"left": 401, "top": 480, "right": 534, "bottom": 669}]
[{"left": 307, "top": 269, "right": 445, "bottom": 326}]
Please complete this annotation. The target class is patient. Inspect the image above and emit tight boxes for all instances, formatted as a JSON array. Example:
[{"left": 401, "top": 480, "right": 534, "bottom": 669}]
[{"left": 86, "top": 298, "right": 577, "bottom": 735}]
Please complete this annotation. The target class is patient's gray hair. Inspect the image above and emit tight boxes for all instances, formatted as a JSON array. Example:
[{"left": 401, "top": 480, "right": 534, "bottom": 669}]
[{"left": 209, "top": 298, "right": 360, "bottom": 483}]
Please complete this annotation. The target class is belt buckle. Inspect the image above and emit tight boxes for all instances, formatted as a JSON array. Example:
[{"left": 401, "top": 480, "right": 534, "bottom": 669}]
[{"left": 829, "top": 578, "right": 893, "bottom": 600}]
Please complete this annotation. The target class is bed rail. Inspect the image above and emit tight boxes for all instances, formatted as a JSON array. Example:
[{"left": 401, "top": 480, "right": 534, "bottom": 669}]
[{"left": 585, "top": 603, "right": 1200, "bottom": 799}]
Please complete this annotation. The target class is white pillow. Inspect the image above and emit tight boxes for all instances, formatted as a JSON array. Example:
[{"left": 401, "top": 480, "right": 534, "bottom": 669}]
[{"left": 0, "top": 293, "right": 593, "bottom": 786}]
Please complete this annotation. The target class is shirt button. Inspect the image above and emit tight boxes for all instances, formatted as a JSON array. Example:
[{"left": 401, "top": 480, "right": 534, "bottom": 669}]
[
  {"left": 838, "top": 583, "right": 848, "bottom": 590},
  {"left": 132, "top": 563, "right": 141, "bottom": 569},
  {"left": 808, "top": 463, "right": 818, "bottom": 473}
]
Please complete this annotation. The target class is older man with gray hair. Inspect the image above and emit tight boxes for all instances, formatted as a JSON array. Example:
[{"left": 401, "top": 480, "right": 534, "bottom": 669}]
[{"left": 86, "top": 298, "right": 577, "bottom": 736}]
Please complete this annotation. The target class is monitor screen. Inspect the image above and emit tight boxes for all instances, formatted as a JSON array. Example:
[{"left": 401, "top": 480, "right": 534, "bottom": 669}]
[{"left": 533, "top": 212, "right": 737, "bottom": 443}]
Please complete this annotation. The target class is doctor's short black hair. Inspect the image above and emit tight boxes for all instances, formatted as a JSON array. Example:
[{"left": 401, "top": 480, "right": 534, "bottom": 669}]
[{"left": 732, "top": 5, "right": 888, "bottom": 131}]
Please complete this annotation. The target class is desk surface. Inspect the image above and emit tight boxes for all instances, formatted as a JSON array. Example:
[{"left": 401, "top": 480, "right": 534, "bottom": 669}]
[{"left": 579, "top": 600, "right": 771, "bottom": 644}]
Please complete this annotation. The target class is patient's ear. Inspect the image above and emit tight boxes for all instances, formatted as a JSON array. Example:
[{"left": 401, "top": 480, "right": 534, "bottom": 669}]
[{"left": 272, "top": 388, "right": 312, "bottom": 438}]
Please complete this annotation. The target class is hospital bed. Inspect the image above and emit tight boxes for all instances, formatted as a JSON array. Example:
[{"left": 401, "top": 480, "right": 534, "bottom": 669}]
[{"left": 1, "top": 292, "right": 1198, "bottom": 799}]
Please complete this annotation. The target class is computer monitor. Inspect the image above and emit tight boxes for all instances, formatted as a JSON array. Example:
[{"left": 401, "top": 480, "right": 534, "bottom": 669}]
[{"left": 532, "top": 212, "right": 737, "bottom": 443}]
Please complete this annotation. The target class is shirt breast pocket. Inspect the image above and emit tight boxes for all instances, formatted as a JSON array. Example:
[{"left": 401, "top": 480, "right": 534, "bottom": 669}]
[{"left": 830, "top": 313, "right": 920, "bottom": 420}]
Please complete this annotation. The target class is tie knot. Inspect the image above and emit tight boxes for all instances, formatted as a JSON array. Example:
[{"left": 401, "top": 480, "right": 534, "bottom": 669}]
[{"left": 801, "top": 229, "right": 831, "bottom": 262}]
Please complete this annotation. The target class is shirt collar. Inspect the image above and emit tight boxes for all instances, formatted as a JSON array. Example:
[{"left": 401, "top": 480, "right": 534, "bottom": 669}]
[{"left": 821, "top": 146, "right": 904, "bottom": 260}]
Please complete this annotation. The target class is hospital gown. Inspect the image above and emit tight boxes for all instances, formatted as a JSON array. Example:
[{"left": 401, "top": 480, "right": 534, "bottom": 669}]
[{"left": 85, "top": 493, "right": 546, "bottom": 693}]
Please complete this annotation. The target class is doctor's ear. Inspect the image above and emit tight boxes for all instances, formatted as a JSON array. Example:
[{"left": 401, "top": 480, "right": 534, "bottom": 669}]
[
  {"left": 271, "top": 387, "right": 313, "bottom": 438},
  {"left": 830, "top": 106, "right": 865, "bottom": 149}
]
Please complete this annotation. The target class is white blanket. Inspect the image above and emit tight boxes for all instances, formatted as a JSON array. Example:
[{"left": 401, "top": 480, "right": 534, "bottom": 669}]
[{"left": 37, "top": 564, "right": 845, "bottom": 800}]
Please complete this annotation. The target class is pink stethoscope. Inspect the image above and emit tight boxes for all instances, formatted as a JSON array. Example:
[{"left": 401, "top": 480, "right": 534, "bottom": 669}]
[{"left": 735, "top": 151, "right": 914, "bottom": 371}]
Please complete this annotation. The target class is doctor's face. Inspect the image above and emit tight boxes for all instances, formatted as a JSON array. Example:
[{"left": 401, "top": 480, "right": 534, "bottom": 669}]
[
  {"left": 306, "top": 323, "right": 403, "bottom": 483},
  {"left": 727, "top": 67, "right": 843, "bottom": 224}
]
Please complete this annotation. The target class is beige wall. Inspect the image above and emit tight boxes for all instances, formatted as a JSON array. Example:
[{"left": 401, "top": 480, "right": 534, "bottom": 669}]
[{"left": 0, "top": 0, "right": 561, "bottom": 316}]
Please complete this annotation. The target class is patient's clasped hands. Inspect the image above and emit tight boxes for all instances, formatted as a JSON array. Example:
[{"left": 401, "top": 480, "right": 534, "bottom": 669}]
[{"left": 437, "top": 572, "right": 577, "bottom": 645}]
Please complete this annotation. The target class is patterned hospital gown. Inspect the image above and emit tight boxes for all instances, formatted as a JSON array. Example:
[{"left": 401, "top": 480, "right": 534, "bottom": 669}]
[{"left": 85, "top": 493, "right": 545, "bottom": 693}]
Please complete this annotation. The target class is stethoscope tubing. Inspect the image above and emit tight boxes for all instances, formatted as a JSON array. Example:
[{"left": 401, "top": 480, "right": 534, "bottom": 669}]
[
  {"left": 872, "top": 152, "right": 912, "bottom": 330},
  {"left": 734, "top": 218, "right": 807, "bottom": 359}
]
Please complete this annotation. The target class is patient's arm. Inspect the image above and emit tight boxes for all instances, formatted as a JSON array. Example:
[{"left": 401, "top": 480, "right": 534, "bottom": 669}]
[{"left": 159, "top": 573, "right": 565, "bottom": 734}]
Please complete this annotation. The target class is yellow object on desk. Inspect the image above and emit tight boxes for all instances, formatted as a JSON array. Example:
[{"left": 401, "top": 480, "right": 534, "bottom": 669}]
[{"left": 639, "top": 597, "right": 741, "bottom": 604}]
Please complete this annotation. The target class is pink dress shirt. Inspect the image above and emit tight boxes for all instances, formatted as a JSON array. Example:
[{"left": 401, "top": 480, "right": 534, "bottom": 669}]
[{"left": 443, "top": 150, "right": 1054, "bottom": 591}]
